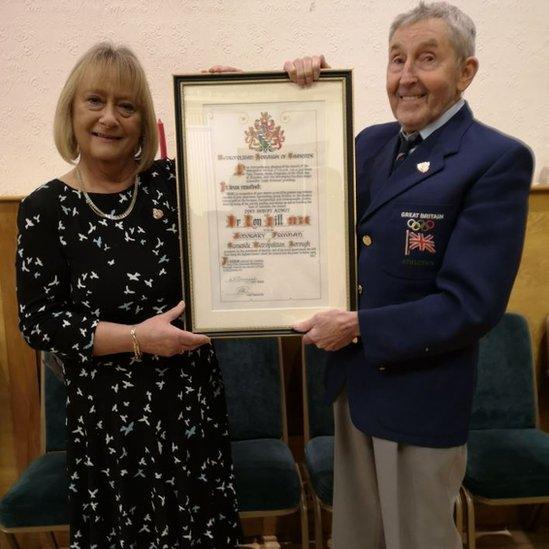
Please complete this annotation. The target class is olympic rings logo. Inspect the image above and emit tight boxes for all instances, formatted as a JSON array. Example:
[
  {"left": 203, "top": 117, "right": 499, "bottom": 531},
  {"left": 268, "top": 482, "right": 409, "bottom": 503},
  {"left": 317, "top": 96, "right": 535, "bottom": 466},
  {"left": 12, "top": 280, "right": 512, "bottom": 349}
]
[{"left": 407, "top": 218, "right": 435, "bottom": 231}]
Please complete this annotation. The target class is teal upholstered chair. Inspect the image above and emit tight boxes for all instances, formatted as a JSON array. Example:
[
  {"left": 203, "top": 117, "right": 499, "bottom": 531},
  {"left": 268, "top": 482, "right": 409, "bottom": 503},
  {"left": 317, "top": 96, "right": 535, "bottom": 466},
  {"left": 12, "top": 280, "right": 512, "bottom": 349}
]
[
  {"left": 302, "top": 344, "right": 334, "bottom": 549},
  {"left": 214, "top": 337, "right": 309, "bottom": 547},
  {"left": 0, "top": 354, "right": 69, "bottom": 548},
  {"left": 461, "top": 313, "right": 549, "bottom": 549},
  {"left": 302, "top": 343, "right": 465, "bottom": 548}
]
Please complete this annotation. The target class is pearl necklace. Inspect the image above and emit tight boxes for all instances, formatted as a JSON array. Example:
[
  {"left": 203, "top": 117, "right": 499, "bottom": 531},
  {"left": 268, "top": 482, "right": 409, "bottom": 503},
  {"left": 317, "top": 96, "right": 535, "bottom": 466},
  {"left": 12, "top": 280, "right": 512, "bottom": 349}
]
[{"left": 76, "top": 167, "right": 139, "bottom": 221}]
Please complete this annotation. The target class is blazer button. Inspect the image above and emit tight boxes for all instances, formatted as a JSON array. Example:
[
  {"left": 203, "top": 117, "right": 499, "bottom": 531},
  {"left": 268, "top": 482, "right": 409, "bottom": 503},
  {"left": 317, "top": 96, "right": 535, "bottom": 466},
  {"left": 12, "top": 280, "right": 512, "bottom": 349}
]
[
  {"left": 362, "top": 234, "right": 373, "bottom": 246},
  {"left": 358, "top": 284, "right": 363, "bottom": 295}
]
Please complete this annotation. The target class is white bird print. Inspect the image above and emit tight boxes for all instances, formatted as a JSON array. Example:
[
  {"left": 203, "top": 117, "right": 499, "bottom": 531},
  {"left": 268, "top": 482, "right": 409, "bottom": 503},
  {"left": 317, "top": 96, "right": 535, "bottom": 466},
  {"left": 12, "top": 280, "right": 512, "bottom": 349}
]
[
  {"left": 138, "top": 415, "right": 150, "bottom": 426},
  {"left": 120, "top": 422, "right": 134, "bottom": 435},
  {"left": 127, "top": 272, "right": 140, "bottom": 281}
]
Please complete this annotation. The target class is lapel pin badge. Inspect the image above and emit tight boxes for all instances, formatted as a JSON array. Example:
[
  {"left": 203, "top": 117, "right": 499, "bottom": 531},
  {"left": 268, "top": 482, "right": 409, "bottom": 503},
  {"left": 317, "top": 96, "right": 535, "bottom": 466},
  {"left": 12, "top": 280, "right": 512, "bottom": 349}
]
[
  {"left": 416, "top": 161, "right": 430, "bottom": 173},
  {"left": 152, "top": 208, "right": 164, "bottom": 220}
]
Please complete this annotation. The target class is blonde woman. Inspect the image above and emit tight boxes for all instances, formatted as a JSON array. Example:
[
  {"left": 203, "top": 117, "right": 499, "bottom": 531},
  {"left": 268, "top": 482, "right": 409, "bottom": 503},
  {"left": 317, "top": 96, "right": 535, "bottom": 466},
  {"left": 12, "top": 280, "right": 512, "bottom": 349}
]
[{"left": 16, "top": 43, "right": 241, "bottom": 547}]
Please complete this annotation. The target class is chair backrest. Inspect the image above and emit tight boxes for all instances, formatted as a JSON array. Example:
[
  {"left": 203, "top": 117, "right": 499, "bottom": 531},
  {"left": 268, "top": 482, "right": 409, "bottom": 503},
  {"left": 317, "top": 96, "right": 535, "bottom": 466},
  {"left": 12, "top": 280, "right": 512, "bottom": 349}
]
[
  {"left": 302, "top": 344, "right": 334, "bottom": 442},
  {"left": 469, "top": 313, "right": 537, "bottom": 430},
  {"left": 214, "top": 337, "right": 286, "bottom": 442},
  {"left": 41, "top": 353, "right": 66, "bottom": 452}
]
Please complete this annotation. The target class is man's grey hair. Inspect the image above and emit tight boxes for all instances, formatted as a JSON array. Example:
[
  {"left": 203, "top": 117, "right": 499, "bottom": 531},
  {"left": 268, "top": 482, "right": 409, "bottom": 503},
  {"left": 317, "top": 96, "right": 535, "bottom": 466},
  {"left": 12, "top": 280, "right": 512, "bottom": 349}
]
[{"left": 389, "top": 1, "right": 476, "bottom": 60}]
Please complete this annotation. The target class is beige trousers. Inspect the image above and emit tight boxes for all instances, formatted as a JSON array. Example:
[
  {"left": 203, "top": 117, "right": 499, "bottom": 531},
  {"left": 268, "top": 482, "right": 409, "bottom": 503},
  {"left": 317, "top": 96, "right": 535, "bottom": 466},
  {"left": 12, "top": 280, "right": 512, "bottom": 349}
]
[{"left": 332, "top": 389, "right": 466, "bottom": 549}]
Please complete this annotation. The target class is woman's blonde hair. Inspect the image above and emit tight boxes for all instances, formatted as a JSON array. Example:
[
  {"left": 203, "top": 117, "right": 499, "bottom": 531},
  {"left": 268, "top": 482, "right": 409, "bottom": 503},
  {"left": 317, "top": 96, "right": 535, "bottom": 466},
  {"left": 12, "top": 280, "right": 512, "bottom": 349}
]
[{"left": 53, "top": 42, "right": 158, "bottom": 173}]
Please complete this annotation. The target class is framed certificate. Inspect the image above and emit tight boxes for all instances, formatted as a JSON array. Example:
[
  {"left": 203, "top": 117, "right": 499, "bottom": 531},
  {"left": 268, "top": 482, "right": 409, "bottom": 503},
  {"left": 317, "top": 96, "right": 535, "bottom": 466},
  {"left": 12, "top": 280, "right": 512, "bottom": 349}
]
[{"left": 174, "top": 70, "right": 356, "bottom": 336}]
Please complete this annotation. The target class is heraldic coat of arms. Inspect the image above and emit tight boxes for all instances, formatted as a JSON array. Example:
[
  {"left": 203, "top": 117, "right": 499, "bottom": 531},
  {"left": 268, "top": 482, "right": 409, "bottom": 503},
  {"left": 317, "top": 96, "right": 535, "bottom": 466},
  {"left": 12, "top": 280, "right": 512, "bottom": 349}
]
[{"left": 245, "top": 112, "right": 285, "bottom": 152}]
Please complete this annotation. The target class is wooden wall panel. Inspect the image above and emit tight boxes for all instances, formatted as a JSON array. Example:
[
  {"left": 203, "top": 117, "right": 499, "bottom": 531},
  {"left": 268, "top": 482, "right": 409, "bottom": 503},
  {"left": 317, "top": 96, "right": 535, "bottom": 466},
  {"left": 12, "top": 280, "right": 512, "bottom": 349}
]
[
  {"left": 508, "top": 188, "right": 549, "bottom": 429},
  {"left": 0, "top": 198, "right": 40, "bottom": 486}
]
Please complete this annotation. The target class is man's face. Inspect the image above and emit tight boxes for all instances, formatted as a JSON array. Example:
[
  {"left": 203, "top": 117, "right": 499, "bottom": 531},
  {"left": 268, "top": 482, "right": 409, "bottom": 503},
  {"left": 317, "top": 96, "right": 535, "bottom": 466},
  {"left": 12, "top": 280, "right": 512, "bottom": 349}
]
[{"left": 386, "top": 18, "right": 476, "bottom": 133}]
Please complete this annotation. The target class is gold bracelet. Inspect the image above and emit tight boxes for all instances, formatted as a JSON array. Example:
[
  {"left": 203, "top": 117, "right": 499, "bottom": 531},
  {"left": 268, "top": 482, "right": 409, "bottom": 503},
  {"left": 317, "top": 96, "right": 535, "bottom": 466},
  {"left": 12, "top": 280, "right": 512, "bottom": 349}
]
[{"left": 129, "top": 326, "right": 142, "bottom": 360}]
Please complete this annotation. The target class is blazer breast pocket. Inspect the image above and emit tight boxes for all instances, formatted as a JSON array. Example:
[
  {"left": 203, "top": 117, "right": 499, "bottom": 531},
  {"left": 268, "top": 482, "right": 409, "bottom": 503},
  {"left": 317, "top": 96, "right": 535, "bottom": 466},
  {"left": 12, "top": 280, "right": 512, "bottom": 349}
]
[{"left": 379, "top": 203, "right": 458, "bottom": 280}]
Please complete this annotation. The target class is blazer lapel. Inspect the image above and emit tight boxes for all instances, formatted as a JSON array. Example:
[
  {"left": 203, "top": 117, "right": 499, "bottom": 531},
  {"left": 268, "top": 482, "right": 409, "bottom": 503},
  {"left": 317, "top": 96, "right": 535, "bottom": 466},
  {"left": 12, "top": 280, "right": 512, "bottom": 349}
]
[
  {"left": 367, "top": 135, "right": 399, "bottom": 202},
  {"left": 359, "top": 103, "right": 475, "bottom": 224}
]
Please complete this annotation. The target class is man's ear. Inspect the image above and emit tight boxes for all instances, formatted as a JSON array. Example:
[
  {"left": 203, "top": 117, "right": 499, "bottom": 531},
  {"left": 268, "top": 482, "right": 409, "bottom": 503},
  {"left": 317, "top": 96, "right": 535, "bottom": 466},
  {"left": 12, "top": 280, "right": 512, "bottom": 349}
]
[{"left": 458, "top": 56, "right": 479, "bottom": 93}]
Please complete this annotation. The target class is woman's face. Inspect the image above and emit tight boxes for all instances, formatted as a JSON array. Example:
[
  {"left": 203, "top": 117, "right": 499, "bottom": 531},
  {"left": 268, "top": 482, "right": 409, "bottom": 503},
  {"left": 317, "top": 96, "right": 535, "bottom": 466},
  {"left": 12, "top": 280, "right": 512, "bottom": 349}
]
[{"left": 72, "top": 70, "right": 142, "bottom": 167}]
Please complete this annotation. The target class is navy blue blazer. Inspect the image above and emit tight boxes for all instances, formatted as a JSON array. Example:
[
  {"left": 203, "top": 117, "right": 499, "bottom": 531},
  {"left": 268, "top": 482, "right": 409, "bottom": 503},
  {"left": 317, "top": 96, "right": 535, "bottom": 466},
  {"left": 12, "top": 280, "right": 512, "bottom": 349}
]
[{"left": 325, "top": 103, "right": 534, "bottom": 447}]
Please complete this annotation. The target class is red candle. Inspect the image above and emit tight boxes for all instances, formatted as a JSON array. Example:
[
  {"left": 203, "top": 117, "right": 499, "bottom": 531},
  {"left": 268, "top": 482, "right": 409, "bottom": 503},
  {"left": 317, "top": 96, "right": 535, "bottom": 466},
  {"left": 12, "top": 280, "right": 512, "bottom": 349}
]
[{"left": 157, "top": 119, "right": 167, "bottom": 159}]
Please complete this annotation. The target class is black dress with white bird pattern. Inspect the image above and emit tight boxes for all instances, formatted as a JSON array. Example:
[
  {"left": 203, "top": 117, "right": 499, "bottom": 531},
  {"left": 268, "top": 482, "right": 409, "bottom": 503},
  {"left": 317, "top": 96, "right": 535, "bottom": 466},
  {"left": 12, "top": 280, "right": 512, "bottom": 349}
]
[{"left": 16, "top": 159, "right": 241, "bottom": 548}]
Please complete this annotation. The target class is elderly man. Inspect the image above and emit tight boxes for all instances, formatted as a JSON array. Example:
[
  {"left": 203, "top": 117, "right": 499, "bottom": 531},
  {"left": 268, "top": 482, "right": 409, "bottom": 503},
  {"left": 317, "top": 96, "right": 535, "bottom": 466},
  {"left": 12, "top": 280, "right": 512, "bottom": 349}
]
[{"left": 286, "top": 2, "right": 534, "bottom": 548}]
